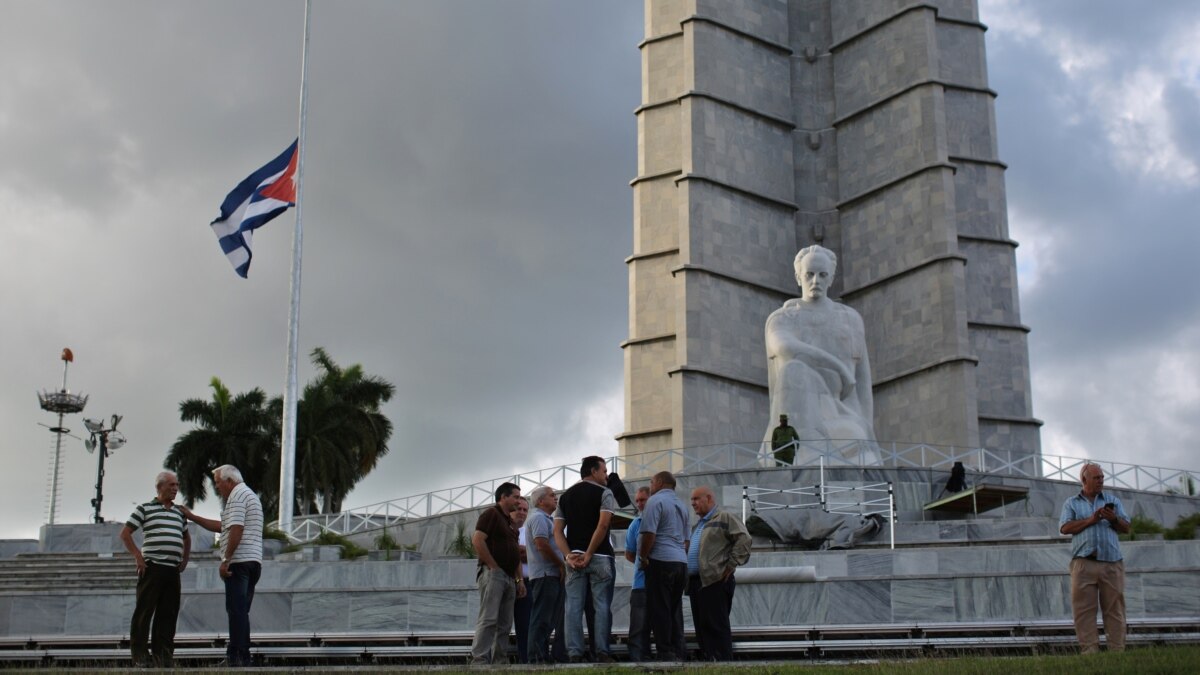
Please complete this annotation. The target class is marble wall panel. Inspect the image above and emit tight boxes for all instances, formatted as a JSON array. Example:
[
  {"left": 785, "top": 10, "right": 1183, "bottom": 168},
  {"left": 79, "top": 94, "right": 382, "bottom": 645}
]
[
  {"left": 943, "top": 89, "right": 997, "bottom": 160},
  {"left": 65, "top": 595, "right": 135, "bottom": 634},
  {"left": 1124, "top": 574, "right": 1145, "bottom": 618},
  {"left": 849, "top": 258, "right": 968, "bottom": 379},
  {"left": 640, "top": 105, "right": 682, "bottom": 177},
  {"left": 678, "top": 372, "right": 770, "bottom": 448},
  {"left": 831, "top": 0, "right": 978, "bottom": 45},
  {"left": 349, "top": 593, "right": 408, "bottom": 632},
  {"left": 0, "top": 597, "right": 9, "bottom": 635},
  {"left": 962, "top": 240, "right": 1021, "bottom": 326},
  {"left": 953, "top": 575, "right": 1069, "bottom": 621},
  {"left": 634, "top": 179, "right": 680, "bottom": 254},
  {"left": 936, "top": 22, "right": 987, "bottom": 89},
  {"left": 683, "top": 181, "right": 798, "bottom": 291},
  {"left": 791, "top": 41, "right": 835, "bottom": 130},
  {"left": 892, "top": 578, "right": 955, "bottom": 621},
  {"left": 177, "top": 593, "right": 228, "bottom": 633},
  {"left": 826, "top": 579, "right": 891, "bottom": 623},
  {"left": 965, "top": 519, "right": 1021, "bottom": 543},
  {"left": 647, "top": 0, "right": 686, "bottom": 39},
  {"left": 627, "top": 338, "right": 676, "bottom": 433},
  {"left": 681, "top": 271, "right": 780, "bottom": 383},
  {"left": 690, "top": 20, "right": 793, "bottom": 120},
  {"left": 611, "top": 586, "right": 632, "bottom": 631},
  {"left": 733, "top": 582, "right": 825, "bottom": 625},
  {"left": 846, "top": 551, "right": 894, "bottom": 577},
  {"left": 644, "top": 36, "right": 685, "bottom": 105},
  {"left": 1140, "top": 571, "right": 1200, "bottom": 616},
  {"left": 687, "top": 98, "right": 794, "bottom": 203},
  {"left": 410, "top": 591, "right": 471, "bottom": 632},
  {"left": 893, "top": 550, "right": 938, "bottom": 576},
  {"left": 696, "top": 0, "right": 790, "bottom": 47},
  {"left": 253, "top": 594, "right": 294, "bottom": 633},
  {"left": 952, "top": 162, "right": 1007, "bottom": 240},
  {"left": 10, "top": 595, "right": 66, "bottom": 634},
  {"left": 291, "top": 592, "right": 350, "bottom": 633},
  {"left": 833, "top": 9, "right": 933, "bottom": 116},
  {"left": 834, "top": 87, "right": 946, "bottom": 201}
]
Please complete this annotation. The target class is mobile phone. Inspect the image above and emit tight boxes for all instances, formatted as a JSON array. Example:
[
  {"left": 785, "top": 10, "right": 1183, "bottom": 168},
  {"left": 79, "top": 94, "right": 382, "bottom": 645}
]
[{"left": 1105, "top": 502, "right": 1114, "bottom": 510}]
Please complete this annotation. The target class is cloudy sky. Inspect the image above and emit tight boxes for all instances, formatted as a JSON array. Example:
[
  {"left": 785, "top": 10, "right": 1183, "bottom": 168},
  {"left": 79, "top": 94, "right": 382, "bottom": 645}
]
[{"left": 1, "top": 1, "right": 1196, "bottom": 539}]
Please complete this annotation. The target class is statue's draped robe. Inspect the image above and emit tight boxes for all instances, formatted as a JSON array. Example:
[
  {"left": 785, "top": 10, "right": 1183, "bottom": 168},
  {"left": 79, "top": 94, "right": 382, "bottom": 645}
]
[{"left": 763, "top": 299, "right": 876, "bottom": 461}]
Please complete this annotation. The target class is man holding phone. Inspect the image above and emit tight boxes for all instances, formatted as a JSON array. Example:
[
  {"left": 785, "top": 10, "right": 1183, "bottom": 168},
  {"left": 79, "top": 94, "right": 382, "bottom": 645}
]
[{"left": 1059, "top": 463, "right": 1131, "bottom": 654}]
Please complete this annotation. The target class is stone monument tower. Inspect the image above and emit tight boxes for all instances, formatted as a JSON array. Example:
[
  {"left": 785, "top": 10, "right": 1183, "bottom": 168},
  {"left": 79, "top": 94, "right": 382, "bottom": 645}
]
[{"left": 619, "top": 0, "right": 1041, "bottom": 467}]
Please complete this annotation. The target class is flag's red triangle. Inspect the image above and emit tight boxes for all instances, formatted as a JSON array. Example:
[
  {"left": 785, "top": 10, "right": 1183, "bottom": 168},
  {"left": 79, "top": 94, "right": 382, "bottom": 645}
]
[{"left": 259, "top": 145, "right": 298, "bottom": 203}]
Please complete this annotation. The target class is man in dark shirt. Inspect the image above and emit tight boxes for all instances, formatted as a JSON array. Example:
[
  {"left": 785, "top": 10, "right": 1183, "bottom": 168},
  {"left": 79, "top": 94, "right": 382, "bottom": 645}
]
[
  {"left": 554, "top": 456, "right": 617, "bottom": 663},
  {"left": 469, "top": 482, "right": 524, "bottom": 664},
  {"left": 771, "top": 414, "right": 800, "bottom": 465}
]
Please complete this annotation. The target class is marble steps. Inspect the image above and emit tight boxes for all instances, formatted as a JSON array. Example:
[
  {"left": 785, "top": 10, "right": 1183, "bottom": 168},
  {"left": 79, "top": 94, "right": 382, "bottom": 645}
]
[{"left": 0, "top": 553, "right": 174, "bottom": 592}]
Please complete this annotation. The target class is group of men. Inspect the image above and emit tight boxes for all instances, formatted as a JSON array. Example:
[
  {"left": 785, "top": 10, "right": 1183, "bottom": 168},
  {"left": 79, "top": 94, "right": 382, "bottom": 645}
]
[
  {"left": 117, "top": 457, "right": 1130, "bottom": 666},
  {"left": 119, "top": 465, "right": 263, "bottom": 668},
  {"left": 468, "top": 456, "right": 752, "bottom": 664}
]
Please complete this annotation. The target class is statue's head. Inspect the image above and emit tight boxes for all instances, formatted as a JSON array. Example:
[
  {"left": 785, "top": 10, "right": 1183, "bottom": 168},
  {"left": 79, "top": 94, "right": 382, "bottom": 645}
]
[{"left": 794, "top": 245, "right": 837, "bottom": 300}]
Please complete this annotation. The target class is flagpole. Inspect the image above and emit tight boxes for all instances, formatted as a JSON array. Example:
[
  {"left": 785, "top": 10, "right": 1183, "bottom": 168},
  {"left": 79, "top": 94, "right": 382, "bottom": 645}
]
[{"left": 279, "top": 0, "right": 312, "bottom": 533}]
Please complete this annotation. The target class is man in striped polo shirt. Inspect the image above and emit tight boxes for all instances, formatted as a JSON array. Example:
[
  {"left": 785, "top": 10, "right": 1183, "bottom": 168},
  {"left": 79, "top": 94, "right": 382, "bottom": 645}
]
[
  {"left": 182, "top": 464, "right": 264, "bottom": 668},
  {"left": 120, "top": 470, "right": 191, "bottom": 668}
]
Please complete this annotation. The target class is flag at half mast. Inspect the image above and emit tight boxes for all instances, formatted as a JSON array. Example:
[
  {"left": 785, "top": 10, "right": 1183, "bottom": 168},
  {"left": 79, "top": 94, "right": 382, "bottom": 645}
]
[{"left": 210, "top": 139, "right": 299, "bottom": 278}]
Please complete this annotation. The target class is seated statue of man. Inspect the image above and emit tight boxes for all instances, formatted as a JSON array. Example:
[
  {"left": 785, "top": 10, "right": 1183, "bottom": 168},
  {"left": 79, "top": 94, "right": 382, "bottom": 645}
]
[{"left": 763, "top": 245, "right": 877, "bottom": 464}]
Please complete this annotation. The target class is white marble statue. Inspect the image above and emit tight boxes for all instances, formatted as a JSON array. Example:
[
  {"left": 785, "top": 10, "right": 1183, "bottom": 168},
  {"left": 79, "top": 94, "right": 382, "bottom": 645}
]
[{"left": 763, "top": 245, "right": 878, "bottom": 464}]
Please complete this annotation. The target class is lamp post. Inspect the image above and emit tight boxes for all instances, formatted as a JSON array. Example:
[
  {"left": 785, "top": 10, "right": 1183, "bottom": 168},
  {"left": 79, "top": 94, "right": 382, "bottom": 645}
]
[{"left": 83, "top": 415, "right": 125, "bottom": 524}]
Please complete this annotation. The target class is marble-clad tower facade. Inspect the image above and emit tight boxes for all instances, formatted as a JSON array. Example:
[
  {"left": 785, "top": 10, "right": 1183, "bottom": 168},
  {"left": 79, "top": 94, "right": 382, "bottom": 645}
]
[{"left": 619, "top": 0, "right": 1041, "bottom": 466}]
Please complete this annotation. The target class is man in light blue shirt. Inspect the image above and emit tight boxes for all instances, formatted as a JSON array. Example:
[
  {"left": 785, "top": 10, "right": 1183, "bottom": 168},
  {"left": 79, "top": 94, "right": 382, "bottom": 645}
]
[
  {"left": 1059, "top": 463, "right": 1130, "bottom": 654},
  {"left": 638, "top": 471, "right": 690, "bottom": 661},
  {"left": 525, "top": 486, "right": 566, "bottom": 663}
]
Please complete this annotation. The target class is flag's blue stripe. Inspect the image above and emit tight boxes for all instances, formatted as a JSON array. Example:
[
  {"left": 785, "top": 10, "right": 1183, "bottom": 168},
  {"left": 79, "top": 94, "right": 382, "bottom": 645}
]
[
  {"left": 238, "top": 204, "right": 291, "bottom": 233},
  {"left": 211, "top": 139, "right": 298, "bottom": 224}
]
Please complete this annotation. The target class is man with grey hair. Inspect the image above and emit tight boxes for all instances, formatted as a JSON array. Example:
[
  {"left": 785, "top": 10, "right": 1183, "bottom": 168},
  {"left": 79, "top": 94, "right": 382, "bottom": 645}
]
[
  {"left": 181, "top": 465, "right": 263, "bottom": 667},
  {"left": 525, "top": 485, "right": 566, "bottom": 663},
  {"left": 1059, "top": 463, "right": 1130, "bottom": 654},
  {"left": 120, "top": 470, "right": 190, "bottom": 668}
]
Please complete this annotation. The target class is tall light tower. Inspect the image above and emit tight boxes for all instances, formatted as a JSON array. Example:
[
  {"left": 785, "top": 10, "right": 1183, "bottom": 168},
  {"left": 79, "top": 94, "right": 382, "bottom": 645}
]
[{"left": 37, "top": 348, "right": 88, "bottom": 525}]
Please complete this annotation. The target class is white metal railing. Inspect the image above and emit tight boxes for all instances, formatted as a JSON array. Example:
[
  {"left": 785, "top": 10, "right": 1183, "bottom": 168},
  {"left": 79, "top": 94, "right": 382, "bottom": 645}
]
[
  {"left": 274, "top": 440, "right": 1200, "bottom": 541},
  {"left": 741, "top": 458, "right": 896, "bottom": 549}
]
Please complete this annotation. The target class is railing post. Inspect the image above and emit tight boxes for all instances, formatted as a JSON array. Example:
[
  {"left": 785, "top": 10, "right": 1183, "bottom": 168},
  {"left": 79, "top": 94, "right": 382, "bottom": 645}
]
[
  {"left": 742, "top": 486, "right": 748, "bottom": 522},
  {"left": 888, "top": 484, "right": 895, "bottom": 551}
]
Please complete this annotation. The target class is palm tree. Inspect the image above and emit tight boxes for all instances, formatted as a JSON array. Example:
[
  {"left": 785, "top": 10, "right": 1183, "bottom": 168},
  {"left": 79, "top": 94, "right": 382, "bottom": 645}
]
[
  {"left": 165, "top": 377, "right": 277, "bottom": 507},
  {"left": 295, "top": 348, "right": 395, "bottom": 513},
  {"left": 168, "top": 349, "right": 394, "bottom": 517}
]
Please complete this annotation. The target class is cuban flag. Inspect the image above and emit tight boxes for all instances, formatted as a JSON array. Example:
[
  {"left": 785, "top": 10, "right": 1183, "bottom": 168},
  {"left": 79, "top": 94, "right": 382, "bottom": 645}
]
[{"left": 210, "top": 139, "right": 299, "bottom": 278}]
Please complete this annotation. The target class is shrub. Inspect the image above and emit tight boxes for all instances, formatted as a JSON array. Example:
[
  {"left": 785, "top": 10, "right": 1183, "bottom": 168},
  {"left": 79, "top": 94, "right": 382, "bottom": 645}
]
[
  {"left": 311, "top": 530, "right": 368, "bottom": 559},
  {"left": 445, "top": 520, "right": 476, "bottom": 559},
  {"left": 1166, "top": 513, "right": 1200, "bottom": 540}
]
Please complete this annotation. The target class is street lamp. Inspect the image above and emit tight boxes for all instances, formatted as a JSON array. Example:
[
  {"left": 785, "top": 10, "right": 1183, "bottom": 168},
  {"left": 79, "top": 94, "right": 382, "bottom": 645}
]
[{"left": 82, "top": 414, "right": 126, "bottom": 524}]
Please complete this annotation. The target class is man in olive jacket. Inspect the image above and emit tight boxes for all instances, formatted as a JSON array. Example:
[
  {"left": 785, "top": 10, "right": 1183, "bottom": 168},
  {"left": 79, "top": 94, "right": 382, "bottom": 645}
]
[{"left": 686, "top": 486, "right": 751, "bottom": 661}]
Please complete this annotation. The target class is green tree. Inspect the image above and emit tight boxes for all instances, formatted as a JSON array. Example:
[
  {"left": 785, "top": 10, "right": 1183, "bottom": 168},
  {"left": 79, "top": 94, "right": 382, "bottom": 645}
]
[
  {"left": 168, "top": 349, "right": 394, "bottom": 517},
  {"left": 165, "top": 377, "right": 277, "bottom": 508},
  {"left": 292, "top": 347, "right": 395, "bottom": 513}
]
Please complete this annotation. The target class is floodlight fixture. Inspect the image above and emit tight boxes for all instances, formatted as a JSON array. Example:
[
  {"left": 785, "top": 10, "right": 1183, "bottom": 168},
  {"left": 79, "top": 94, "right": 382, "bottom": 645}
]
[
  {"left": 106, "top": 432, "right": 126, "bottom": 451},
  {"left": 110, "top": 414, "right": 122, "bottom": 431},
  {"left": 83, "top": 418, "right": 103, "bottom": 433}
]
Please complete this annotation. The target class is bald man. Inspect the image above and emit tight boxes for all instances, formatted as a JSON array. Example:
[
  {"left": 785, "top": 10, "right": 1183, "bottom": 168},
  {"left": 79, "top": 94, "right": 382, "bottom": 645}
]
[
  {"left": 687, "top": 486, "right": 751, "bottom": 661},
  {"left": 1059, "top": 463, "right": 1130, "bottom": 654}
]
